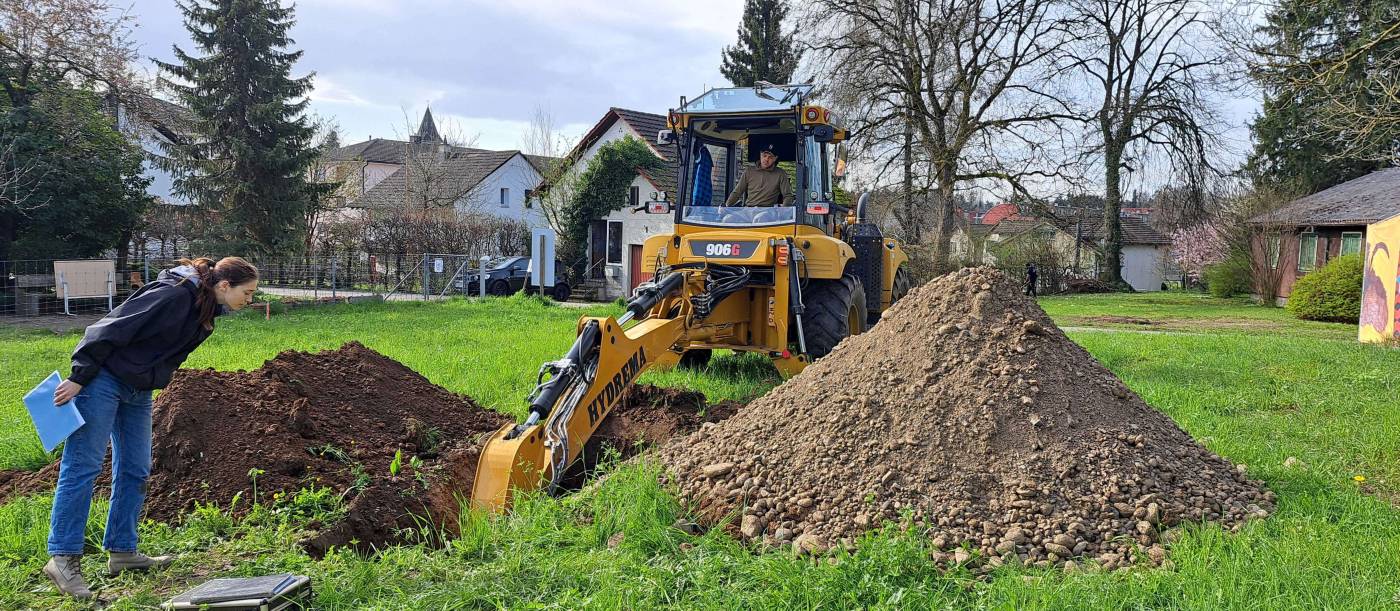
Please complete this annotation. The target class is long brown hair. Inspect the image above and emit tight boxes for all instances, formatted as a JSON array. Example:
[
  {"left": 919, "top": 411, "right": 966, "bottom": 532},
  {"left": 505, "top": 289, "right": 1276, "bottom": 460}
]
[{"left": 178, "top": 257, "right": 259, "bottom": 330}]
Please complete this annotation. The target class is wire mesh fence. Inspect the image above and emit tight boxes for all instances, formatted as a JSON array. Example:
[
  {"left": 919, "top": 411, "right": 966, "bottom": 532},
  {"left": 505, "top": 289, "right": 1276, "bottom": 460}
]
[{"left": 0, "top": 252, "right": 521, "bottom": 319}]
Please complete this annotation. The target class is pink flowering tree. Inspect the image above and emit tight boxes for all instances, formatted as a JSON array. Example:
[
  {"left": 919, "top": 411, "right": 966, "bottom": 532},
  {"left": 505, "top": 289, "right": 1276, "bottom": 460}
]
[{"left": 1170, "top": 221, "right": 1230, "bottom": 284}]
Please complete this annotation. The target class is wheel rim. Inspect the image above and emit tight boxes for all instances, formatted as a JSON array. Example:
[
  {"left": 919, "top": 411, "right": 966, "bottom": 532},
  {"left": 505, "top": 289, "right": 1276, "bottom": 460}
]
[{"left": 848, "top": 304, "right": 861, "bottom": 335}]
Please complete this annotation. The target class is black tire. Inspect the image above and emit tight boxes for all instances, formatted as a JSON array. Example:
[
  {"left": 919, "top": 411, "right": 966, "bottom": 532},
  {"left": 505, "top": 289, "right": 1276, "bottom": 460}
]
[
  {"left": 801, "top": 274, "right": 867, "bottom": 359},
  {"left": 869, "top": 265, "right": 914, "bottom": 326},
  {"left": 551, "top": 282, "right": 571, "bottom": 302},
  {"left": 489, "top": 279, "right": 511, "bottom": 296},
  {"left": 892, "top": 265, "right": 912, "bottom": 304},
  {"left": 678, "top": 349, "right": 712, "bottom": 370}
]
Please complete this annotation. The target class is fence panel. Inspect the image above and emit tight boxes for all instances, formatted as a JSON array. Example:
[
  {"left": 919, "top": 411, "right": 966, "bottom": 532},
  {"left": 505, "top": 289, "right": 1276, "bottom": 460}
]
[{"left": 0, "top": 251, "right": 516, "bottom": 319}]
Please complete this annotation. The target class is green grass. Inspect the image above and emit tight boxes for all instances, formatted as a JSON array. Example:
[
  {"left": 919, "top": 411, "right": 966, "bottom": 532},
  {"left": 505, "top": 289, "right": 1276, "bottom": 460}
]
[
  {"left": 1039, "top": 290, "right": 1355, "bottom": 340},
  {"left": 0, "top": 293, "right": 1397, "bottom": 608},
  {"left": 0, "top": 295, "right": 777, "bottom": 470}
]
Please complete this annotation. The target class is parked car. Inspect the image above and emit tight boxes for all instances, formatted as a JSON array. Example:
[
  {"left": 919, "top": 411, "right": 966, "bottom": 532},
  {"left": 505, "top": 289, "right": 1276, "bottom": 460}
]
[{"left": 454, "top": 256, "right": 572, "bottom": 301}]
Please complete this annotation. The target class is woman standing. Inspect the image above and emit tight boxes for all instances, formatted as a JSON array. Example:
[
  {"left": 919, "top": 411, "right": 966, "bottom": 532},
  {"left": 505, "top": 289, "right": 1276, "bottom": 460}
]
[{"left": 44, "top": 257, "right": 258, "bottom": 599}]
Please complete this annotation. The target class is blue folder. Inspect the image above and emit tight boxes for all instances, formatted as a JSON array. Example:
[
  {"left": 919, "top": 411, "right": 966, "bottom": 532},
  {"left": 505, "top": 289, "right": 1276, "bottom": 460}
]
[{"left": 22, "top": 372, "right": 86, "bottom": 453}]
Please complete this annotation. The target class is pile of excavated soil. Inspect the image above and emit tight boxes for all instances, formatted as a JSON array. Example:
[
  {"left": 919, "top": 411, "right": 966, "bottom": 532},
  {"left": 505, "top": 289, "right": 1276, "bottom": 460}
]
[
  {"left": 1, "top": 343, "right": 738, "bottom": 555},
  {"left": 0, "top": 342, "right": 510, "bottom": 555},
  {"left": 660, "top": 267, "right": 1274, "bottom": 570}
]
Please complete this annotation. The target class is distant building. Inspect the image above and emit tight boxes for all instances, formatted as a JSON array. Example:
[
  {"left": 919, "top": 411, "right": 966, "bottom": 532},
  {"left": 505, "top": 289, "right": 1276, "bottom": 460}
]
[
  {"left": 325, "top": 108, "right": 554, "bottom": 229},
  {"left": 553, "top": 107, "right": 712, "bottom": 300},
  {"left": 1249, "top": 167, "right": 1400, "bottom": 301},
  {"left": 953, "top": 215, "right": 1171, "bottom": 291},
  {"left": 111, "top": 93, "right": 197, "bottom": 207}
]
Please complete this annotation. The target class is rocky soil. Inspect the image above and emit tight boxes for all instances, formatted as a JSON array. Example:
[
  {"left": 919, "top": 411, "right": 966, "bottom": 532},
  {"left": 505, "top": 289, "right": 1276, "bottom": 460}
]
[{"left": 660, "top": 267, "right": 1274, "bottom": 570}]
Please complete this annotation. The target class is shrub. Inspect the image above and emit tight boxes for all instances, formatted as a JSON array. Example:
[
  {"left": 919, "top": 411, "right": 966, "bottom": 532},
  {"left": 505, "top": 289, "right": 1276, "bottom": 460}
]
[
  {"left": 1203, "top": 253, "right": 1252, "bottom": 298},
  {"left": 1287, "top": 254, "right": 1363, "bottom": 322}
]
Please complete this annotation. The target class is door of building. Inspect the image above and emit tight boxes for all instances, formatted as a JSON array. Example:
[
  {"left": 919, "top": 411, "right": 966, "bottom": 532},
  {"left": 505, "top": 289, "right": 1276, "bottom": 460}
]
[
  {"left": 629, "top": 244, "right": 648, "bottom": 293},
  {"left": 589, "top": 220, "right": 607, "bottom": 279}
]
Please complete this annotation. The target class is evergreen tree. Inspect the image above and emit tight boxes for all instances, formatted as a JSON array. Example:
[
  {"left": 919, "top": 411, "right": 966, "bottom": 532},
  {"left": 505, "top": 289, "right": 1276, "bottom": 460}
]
[
  {"left": 156, "top": 0, "right": 324, "bottom": 256},
  {"left": 1247, "top": 0, "right": 1394, "bottom": 194},
  {"left": 720, "top": 0, "right": 803, "bottom": 86}
]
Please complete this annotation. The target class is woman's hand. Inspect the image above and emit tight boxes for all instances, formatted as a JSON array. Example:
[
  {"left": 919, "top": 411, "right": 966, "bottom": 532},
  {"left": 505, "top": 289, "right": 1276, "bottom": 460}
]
[{"left": 54, "top": 380, "right": 83, "bottom": 405}]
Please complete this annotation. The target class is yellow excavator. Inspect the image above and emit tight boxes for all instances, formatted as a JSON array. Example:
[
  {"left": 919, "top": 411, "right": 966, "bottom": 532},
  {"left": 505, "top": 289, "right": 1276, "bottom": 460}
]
[{"left": 471, "top": 83, "right": 911, "bottom": 512}]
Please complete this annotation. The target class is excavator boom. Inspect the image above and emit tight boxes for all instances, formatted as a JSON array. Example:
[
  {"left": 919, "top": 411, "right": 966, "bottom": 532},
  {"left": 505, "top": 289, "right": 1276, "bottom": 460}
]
[{"left": 470, "top": 272, "right": 690, "bottom": 512}]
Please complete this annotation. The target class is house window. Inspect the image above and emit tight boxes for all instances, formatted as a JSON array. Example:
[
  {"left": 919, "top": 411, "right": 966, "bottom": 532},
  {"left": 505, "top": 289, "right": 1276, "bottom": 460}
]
[
  {"left": 524, "top": 189, "right": 534, "bottom": 209},
  {"left": 1268, "top": 235, "right": 1281, "bottom": 269},
  {"left": 607, "top": 221, "right": 623, "bottom": 264},
  {"left": 1297, "top": 233, "right": 1318, "bottom": 272},
  {"left": 1341, "top": 232, "right": 1363, "bottom": 256},
  {"left": 500, "top": 187, "right": 509, "bottom": 208},
  {"left": 628, "top": 186, "right": 639, "bottom": 208}
]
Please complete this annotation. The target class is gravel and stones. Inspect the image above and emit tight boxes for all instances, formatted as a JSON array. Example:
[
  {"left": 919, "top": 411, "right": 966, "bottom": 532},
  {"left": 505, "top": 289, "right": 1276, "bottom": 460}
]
[{"left": 659, "top": 267, "right": 1274, "bottom": 570}]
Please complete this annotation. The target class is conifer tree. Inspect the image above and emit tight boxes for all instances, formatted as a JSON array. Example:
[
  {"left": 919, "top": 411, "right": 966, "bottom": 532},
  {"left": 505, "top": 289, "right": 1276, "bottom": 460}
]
[
  {"left": 1246, "top": 0, "right": 1395, "bottom": 193},
  {"left": 720, "top": 0, "right": 802, "bottom": 86},
  {"left": 156, "top": 0, "right": 324, "bottom": 256}
]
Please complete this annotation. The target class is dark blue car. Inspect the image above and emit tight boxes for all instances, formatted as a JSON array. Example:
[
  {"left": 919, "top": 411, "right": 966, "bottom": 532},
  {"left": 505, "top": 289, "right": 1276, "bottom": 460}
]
[{"left": 454, "top": 256, "right": 572, "bottom": 301}]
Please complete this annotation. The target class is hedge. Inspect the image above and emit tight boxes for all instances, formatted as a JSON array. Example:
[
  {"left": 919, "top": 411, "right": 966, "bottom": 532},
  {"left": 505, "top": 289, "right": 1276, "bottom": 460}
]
[{"left": 1287, "top": 254, "right": 1363, "bottom": 322}]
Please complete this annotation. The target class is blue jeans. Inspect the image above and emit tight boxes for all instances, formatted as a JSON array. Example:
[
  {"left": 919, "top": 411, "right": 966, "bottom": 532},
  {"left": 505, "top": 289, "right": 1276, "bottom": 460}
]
[{"left": 47, "top": 368, "right": 153, "bottom": 556}]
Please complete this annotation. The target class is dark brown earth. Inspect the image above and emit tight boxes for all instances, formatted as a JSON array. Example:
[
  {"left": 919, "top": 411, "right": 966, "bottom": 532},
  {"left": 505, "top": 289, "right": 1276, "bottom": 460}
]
[
  {"left": 1, "top": 343, "right": 738, "bottom": 555},
  {"left": 659, "top": 267, "right": 1274, "bottom": 571}
]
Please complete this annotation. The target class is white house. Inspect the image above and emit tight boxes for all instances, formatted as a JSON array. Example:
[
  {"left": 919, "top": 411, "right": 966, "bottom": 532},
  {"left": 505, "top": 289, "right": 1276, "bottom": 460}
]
[
  {"left": 545, "top": 108, "right": 676, "bottom": 300},
  {"left": 327, "top": 109, "right": 553, "bottom": 230},
  {"left": 112, "top": 93, "right": 195, "bottom": 207}
]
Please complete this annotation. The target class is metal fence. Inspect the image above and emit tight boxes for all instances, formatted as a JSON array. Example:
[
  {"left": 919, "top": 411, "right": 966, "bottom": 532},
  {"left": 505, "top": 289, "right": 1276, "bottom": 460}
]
[{"left": 0, "top": 252, "right": 517, "bottom": 319}]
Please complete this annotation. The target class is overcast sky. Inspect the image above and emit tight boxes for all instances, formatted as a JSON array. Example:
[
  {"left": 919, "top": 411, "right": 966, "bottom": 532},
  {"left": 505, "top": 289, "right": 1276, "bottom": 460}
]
[
  {"left": 124, "top": 0, "right": 1259, "bottom": 195},
  {"left": 127, "top": 0, "right": 747, "bottom": 151}
]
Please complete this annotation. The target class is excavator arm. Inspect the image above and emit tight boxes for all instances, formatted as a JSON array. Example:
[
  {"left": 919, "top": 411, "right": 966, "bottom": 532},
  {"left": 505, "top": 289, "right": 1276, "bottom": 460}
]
[{"left": 470, "top": 272, "right": 692, "bottom": 512}]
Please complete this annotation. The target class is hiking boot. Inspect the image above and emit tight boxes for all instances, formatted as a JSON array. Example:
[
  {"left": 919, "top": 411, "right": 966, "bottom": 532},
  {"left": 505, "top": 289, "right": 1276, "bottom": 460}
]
[
  {"left": 106, "top": 551, "right": 173, "bottom": 576},
  {"left": 43, "top": 555, "right": 93, "bottom": 600}
]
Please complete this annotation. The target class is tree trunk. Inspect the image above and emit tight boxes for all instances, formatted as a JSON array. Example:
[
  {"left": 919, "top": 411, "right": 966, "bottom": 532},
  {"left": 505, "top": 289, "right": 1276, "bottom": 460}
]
[
  {"left": 0, "top": 213, "right": 14, "bottom": 259},
  {"left": 1101, "top": 148, "right": 1127, "bottom": 287},
  {"left": 902, "top": 119, "right": 919, "bottom": 243},
  {"left": 930, "top": 172, "right": 957, "bottom": 275},
  {"left": 115, "top": 230, "right": 132, "bottom": 278}
]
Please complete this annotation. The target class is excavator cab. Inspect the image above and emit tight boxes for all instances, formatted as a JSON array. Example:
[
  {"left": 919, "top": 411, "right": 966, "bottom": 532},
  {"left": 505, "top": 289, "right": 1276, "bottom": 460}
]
[
  {"left": 656, "top": 83, "right": 843, "bottom": 234},
  {"left": 635, "top": 82, "right": 910, "bottom": 372},
  {"left": 470, "top": 84, "right": 911, "bottom": 512}
]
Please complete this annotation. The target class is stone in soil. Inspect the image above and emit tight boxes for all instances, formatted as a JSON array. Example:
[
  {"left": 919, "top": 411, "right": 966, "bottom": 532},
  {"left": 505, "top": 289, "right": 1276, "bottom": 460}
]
[{"left": 659, "top": 267, "right": 1275, "bottom": 568}]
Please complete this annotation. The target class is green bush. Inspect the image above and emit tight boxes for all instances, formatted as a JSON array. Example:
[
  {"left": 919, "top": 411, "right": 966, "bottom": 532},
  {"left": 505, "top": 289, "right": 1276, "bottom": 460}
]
[
  {"left": 1287, "top": 254, "right": 1362, "bottom": 322},
  {"left": 1203, "top": 254, "right": 1252, "bottom": 298}
]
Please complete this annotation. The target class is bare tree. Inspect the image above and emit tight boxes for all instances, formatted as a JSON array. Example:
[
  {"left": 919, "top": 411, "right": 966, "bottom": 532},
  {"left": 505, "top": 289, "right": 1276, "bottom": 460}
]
[
  {"left": 805, "top": 0, "right": 1079, "bottom": 273},
  {"left": 1061, "top": 0, "right": 1224, "bottom": 286},
  {"left": 394, "top": 108, "right": 487, "bottom": 213},
  {"left": 1203, "top": 181, "right": 1295, "bottom": 304},
  {"left": 303, "top": 116, "right": 347, "bottom": 251},
  {"left": 520, "top": 106, "right": 576, "bottom": 237},
  {"left": 0, "top": 0, "right": 140, "bottom": 108}
]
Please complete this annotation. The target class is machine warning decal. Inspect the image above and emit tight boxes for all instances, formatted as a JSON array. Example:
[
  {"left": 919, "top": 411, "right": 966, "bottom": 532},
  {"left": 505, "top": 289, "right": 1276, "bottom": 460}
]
[{"left": 690, "top": 240, "right": 760, "bottom": 258}]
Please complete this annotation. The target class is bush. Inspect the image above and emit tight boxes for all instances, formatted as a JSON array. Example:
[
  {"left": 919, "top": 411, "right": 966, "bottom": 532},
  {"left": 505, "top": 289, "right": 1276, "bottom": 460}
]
[
  {"left": 1287, "top": 254, "right": 1363, "bottom": 322},
  {"left": 1203, "top": 253, "right": 1252, "bottom": 298}
]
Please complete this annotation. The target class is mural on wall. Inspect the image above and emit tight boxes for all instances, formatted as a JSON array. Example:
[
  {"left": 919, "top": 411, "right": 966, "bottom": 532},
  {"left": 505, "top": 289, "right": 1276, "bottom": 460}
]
[{"left": 1359, "top": 214, "right": 1400, "bottom": 342}]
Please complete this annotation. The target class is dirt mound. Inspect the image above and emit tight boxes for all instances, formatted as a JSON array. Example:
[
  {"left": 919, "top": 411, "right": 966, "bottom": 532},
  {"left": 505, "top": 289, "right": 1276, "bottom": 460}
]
[
  {"left": 0, "top": 344, "right": 740, "bottom": 554},
  {"left": 660, "top": 267, "right": 1273, "bottom": 570},
  {"left": 0, "top": 342, "right": 510, "bottom": 554}
]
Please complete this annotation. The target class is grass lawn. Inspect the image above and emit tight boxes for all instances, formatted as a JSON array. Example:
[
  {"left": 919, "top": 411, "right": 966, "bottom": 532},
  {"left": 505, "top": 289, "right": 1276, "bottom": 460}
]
[
  {"left": 1039, "top": 291, "right": 1356, "bottom": 340},
  {"left": 0, "top": 293, "right": 1396, "bottom": 609}
]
